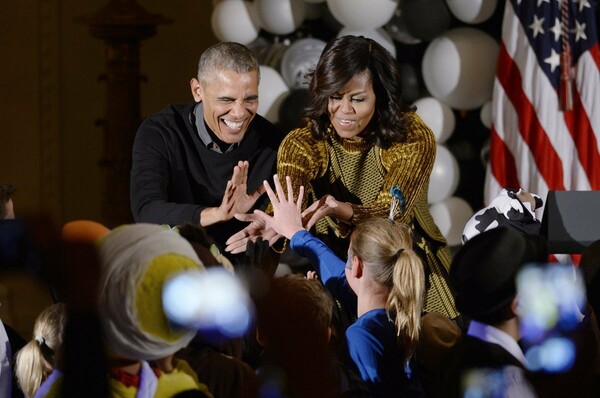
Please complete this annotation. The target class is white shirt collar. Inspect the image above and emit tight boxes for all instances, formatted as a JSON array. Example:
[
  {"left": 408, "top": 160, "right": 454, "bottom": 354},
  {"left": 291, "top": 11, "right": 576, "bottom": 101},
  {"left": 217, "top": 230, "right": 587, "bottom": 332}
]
[
  {"left": 0, "top": 320, "right": 11, "bottom": 398},
  {"left": 467, "top": 320, "right": 527, "bottom": 366}
]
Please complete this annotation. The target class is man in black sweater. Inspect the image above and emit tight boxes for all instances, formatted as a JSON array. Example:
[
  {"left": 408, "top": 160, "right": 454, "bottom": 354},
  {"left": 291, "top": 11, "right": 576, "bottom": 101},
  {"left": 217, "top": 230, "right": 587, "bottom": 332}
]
[{"left": 130, "top": 42, "right": 284, "bottom": 265}]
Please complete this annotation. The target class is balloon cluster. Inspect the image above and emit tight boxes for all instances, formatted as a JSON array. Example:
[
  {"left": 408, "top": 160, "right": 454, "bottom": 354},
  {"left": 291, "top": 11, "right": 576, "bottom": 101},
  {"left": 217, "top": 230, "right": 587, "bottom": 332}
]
[{"left": 211, "top": 0, "right": 502, "bottom": 246}]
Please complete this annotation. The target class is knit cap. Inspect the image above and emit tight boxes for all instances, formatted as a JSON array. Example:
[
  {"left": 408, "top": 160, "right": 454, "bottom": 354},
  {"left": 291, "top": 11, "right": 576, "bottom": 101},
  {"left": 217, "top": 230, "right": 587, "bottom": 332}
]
[{"left": 97, "top": 223, "right": 204, "bottom": 361}]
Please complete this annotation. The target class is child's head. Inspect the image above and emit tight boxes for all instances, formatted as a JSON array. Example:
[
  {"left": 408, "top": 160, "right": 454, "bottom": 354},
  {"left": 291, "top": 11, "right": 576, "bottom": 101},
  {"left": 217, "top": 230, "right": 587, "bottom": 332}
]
[
  {"left": 256, "top": 274, "right": 337, "bottom": 396},
  {"left": 257, "top": 274, "right": 333, "bottom": 352},
  {"left": 97, "top": 224, "right": 205, "bottom": 362},
  {"left": 15, "top": 302, "right": 67, "bottom": 398},
  {"left": 349, "top": 218, "right": 425, "bottom": 360}
]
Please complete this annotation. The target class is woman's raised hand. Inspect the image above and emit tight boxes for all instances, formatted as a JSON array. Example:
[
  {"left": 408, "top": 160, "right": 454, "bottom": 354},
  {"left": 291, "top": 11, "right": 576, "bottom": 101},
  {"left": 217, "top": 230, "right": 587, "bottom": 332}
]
[{"left": 301, "top": 194, "right": 353, "bottom": 231}]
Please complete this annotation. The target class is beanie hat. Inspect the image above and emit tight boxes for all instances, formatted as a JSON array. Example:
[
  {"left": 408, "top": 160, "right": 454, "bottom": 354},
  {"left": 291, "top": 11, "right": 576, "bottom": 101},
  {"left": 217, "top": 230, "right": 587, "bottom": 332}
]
[
  {"left": 451, "top": 226, "right": 548, "bottom": 321},
  {"left": 462, "top": 188, "right": 543, "bottom": 244},
  {"left": 62, "top": 220, "right": 109, "bottom": 243},
  {"left": 417, "top": 312, "right": 461, "bottom": 371},
  {"left": 97, "top": 223, "right": 204, "bottom": 361}
]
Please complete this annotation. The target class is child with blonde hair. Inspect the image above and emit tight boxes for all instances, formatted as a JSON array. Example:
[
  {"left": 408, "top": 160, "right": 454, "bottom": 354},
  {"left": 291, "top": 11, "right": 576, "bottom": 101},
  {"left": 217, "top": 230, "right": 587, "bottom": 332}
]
[
  {"left": 14, "top": 303, "right": 66, "bottom": 398},
  {"left": 252, "top": 175, "right": 426, "bottom": 397}
]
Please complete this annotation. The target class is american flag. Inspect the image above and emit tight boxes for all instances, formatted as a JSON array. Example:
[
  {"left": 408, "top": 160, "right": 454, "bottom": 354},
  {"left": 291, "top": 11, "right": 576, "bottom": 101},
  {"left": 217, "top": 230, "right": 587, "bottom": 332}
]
[{"left": 484, "top": 0, "right": 600, "bottom": 212}]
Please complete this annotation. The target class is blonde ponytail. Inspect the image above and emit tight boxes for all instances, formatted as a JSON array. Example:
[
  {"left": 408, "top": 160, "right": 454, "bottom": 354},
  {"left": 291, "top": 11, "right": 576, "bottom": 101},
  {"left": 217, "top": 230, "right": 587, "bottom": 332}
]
[
  {"left": 387, "top": 248, "right": 425, "bottom": 362},
  {"left": 351, "top": 218, "right": 425, "bottom": 363},
  {"left": 14, "top": 303, "right": 67, "bottom": 398},
  {"left": 15, "top": 340, "right": 51, "bottom": 398}
]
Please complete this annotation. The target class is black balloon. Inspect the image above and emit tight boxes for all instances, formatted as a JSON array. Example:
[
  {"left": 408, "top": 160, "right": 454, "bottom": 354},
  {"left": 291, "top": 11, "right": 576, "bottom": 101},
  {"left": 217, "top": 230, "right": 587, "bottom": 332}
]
[
  {"left": 277, "top": 89, "right": 309, "bottom": 133},
  {"left": 385, "top": 7, "right": 421, "bottom": 45},
  {"left": 403, "top": 0, "right": 451, "bottom": 42},
  {"left": 399, "top": 62, "right": 424, "bottom": 104}
]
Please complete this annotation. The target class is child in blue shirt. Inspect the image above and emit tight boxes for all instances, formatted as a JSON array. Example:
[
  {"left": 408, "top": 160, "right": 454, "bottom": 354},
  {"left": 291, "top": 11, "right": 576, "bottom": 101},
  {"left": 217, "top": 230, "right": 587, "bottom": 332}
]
[{"left": 252, "top": 175, "right": 426, "bottom": 397}]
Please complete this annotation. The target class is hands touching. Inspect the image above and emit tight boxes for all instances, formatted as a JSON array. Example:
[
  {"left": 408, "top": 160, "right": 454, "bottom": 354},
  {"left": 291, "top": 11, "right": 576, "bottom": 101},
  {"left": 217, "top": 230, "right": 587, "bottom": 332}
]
[
  {"left": 225, "top": 174, "right": 354, "bottom": 254},
  {"left": 302, "top": 194, "right": 353, "bottom": 230},
  {"left": 200, "top": 161, "right": 266, "bottom": 227},
  {"left": 257, "top": 175, "right": 306, "bottom": 240},
  {"left": 225, "top": 175, "right": 305, "bottom": 254},
  {"left": 225, "top": 212, "right": 279, "bottom": 254}
]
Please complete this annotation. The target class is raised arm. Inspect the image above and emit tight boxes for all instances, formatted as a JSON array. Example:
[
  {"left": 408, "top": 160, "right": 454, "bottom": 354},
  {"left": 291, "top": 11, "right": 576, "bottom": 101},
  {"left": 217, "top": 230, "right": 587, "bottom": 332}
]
[
  {"left": 199, "top": 160, "right": 266, "bottom": 227},
  {"left": 225, "top": 127, "right": 326, "bottom": 253},
  {"left": 131, "top": 120, "right": 265, "bottom": 228},
  {"left": 254, "top": 175, "right": 356, "bottom": 312}
]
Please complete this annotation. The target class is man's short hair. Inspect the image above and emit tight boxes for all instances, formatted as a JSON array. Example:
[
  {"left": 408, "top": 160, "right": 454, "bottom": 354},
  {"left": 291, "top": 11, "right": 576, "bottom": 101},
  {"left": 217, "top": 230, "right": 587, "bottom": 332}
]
[
  {"left": 197, "top": 42, "right": 259, "bottom": 85},
  {"left": 0, "top": 183, "right": 16, "bottom": 219}
]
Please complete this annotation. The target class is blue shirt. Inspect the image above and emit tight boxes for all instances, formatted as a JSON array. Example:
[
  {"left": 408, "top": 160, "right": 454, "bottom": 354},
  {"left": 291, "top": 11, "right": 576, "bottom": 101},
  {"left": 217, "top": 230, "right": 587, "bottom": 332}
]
[{"left": 290, "top": 230, "right": 423, "bottom": 397}]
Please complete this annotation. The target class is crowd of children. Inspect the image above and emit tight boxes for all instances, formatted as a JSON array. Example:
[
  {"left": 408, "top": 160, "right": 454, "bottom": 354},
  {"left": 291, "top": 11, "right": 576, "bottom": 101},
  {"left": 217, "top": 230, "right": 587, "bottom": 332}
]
[{"left": 2, "top": 176, "right": 600, "bottom": 397}]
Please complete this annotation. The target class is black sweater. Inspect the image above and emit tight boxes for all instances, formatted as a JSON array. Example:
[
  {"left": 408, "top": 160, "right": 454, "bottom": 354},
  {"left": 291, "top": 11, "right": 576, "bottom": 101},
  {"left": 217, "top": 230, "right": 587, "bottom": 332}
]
[{"left": 130, "top": 103, "right": 284, "bottom": 249}]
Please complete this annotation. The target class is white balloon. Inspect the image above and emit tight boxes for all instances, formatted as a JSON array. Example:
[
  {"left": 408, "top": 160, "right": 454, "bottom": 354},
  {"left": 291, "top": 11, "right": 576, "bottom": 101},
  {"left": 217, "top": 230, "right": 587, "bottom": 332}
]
[
  {"left": 413, "top": 97, "right": 456, "bottom": 143},
  {"left": 280, "top": 38, "right": 326, "bottom": 89},
  {"left": 326, "top": 0, "right": 397, "bottom": 29},
  {"left": 429, "top": 196, "right": 474, "bottom": 246},
  {"left": 480, "top": 101, "right": 492, "bottom": 129},
  {"left": 258, "top": 65, "right": 290, "bottom": 124},
  {"left": 428, "top": 145, "right": 460, "bottom": 204},
  {"left": 446, "top": 0, "right": 498, "bottom": 24},
  {"left": 337, "top": 28, "right": 396, "bottom": 58},
  {"left": 211, "top": 0, "right": 261, "bottom": 45},
  {"left": 422, "top": 27, "right": 498, "bottom": 110},
  {"left": 256, "top": 0, "right": 306, "bottom": 35}
]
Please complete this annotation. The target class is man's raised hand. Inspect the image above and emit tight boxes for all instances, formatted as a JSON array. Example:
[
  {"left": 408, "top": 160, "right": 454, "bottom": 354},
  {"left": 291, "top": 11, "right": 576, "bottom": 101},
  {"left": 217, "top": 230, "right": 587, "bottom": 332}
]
[{"left": 200, "top": 160, "right": 266, "bottom": 227}]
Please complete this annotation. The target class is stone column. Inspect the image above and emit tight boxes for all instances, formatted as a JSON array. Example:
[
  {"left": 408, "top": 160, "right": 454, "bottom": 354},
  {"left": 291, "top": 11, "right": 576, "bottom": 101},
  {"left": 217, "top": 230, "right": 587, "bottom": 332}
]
[{"left": 78, "top": 0, "right": 171, "bottom": 227}]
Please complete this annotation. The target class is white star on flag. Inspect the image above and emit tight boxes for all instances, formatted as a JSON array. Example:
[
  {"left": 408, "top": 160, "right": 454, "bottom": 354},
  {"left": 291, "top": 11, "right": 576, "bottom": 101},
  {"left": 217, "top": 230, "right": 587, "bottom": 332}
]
[
  {"left": 544, "top": 48, "right": 561, "bottom": 72},
  {"left": 530, "top": 14, "right": 546, "bottom": 37},
  {"left": 573, "top": 20, "right": 588, "bottom": 41}
]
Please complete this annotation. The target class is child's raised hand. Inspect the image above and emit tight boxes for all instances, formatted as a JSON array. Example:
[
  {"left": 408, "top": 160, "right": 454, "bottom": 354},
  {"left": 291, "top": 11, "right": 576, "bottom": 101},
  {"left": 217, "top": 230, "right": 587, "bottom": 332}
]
[{"left": 253, "top": 175, "right": 306, "bottom": 240}]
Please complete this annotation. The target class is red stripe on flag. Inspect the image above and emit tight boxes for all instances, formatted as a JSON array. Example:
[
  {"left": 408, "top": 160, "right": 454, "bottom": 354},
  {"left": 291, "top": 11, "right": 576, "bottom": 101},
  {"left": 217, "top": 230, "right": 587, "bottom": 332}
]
[
  {"left": 489, "top": 127, "right": 521, "bottom": 189},
  {"left": 563, "top": 90, "right": 600, "bottom": 189},
  {"left": 495, "top": 44, "right": 566, "bottom": 191}
]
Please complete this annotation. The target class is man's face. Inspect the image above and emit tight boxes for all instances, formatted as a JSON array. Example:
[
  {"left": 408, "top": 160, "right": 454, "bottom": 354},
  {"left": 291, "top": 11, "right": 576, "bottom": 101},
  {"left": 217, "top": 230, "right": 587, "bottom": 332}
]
[{"left": 191, "top": 69, "right": 259, "bottom": 144}]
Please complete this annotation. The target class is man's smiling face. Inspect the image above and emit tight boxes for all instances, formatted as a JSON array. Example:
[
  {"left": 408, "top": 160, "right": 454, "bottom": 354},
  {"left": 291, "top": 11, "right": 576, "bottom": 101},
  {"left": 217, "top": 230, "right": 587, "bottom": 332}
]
[{"left": 191, "top": 69, "right": 259, "bottom": 144}]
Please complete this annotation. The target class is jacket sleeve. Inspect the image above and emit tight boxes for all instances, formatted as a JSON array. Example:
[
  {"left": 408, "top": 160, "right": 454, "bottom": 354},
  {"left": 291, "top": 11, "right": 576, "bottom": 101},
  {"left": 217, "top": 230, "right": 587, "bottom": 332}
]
[
  {"left": 130, "top": 119, "right": 203, "bottom": 226},
  {"left": 275, "top": 127, "right": 328, "bottom": 208}
]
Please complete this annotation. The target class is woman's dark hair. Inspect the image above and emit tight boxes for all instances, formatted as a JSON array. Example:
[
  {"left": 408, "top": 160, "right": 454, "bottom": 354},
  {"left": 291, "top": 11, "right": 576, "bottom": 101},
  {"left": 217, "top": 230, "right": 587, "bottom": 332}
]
[{"left": 303, "top": 35, "right": 414, "bottom": 148}]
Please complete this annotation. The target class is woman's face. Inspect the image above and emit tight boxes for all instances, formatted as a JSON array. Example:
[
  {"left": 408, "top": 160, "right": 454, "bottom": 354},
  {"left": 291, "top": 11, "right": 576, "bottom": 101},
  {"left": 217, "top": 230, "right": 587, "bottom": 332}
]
[{"left": 327, "top": 70, "right": 376, "bottom": 141}]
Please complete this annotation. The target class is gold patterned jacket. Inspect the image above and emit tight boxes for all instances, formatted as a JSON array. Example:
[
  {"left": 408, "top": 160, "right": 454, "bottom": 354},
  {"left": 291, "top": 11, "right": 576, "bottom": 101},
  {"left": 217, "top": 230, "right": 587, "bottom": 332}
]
[
  {"left": 277, "top": 113, "right": 448, "bottom": 258},
  {"left": 276, "top": 112, "right": 457, "bottom": 317}
]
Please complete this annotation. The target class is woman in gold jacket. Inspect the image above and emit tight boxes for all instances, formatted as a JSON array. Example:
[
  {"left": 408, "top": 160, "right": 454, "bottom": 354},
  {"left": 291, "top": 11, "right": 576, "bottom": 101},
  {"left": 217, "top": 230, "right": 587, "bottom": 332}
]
[{"left": 228, "top": 35, "right": 458, "bottom": 320}]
